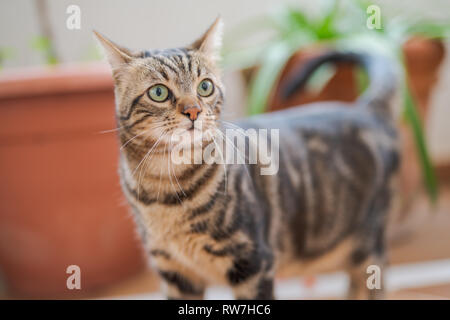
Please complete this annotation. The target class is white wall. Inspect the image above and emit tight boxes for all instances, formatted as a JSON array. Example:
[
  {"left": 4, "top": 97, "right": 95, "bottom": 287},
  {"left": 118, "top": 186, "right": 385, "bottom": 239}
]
[
  {"left": 0, "top": 0, "right": 300, "bottom": 67},
  {"left": 2, "top": 0, "right": 447, "bottom": 68},
  {"left": 1, "top": 0, "right": 449, "bottom": 161}
]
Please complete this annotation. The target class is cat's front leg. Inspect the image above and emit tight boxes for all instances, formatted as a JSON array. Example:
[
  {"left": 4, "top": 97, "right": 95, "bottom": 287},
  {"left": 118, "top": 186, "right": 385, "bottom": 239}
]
[
  {"left": 231, "top": 274, "right": 274, "bottom": 300},
  {"left": 225, "top": 246, "right": 275, "bottom": 299},
  {"left": 149, "top": 250, "right": 206, "bottom": 299},
  {"left": 158, "top": 269, "right": 205, "bottom": 300},
  {"left": 347, "top": 256, "right": 385, "bottom": 300},
  {"left": 347, "top": 234, "right": 386, "bottom": 300}
]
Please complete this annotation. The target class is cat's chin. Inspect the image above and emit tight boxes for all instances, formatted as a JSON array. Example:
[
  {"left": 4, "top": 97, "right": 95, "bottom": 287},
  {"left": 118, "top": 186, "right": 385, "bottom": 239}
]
[
  {"left": 186, "top": 127, "right": 216, "bottom": 142},
  {"left": 167, "top": 128, "right": 215, "bottom": 152}
]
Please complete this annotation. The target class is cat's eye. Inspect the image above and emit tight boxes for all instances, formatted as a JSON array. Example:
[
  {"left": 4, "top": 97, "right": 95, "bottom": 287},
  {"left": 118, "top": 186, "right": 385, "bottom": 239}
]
[
  {"left": 197, "top": 79, "right": 214, "bottom": 97},
  {"left": 148, "top": 84, "right": 169, "bottom": 102}
]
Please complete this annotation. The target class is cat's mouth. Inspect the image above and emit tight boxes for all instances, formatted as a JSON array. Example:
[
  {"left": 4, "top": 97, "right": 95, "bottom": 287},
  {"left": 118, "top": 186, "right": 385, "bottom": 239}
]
[
  {"left": 184, "top": 120, "right": 214, "bottom": 138},
  {"left": 186, "top": 127, "right": 210, "bottom": 142},
  {"left": 167, "top": 124, "right": 216, "bottom": 150},
  {"left": 188, "top": 120, "right": 196, "bottom": 131}
]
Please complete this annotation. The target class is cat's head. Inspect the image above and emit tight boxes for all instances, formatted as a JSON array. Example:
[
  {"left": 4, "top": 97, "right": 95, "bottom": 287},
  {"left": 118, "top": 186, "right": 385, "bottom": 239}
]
[{"left": 94, "top": 17, "right": 224, "bottom": 150}]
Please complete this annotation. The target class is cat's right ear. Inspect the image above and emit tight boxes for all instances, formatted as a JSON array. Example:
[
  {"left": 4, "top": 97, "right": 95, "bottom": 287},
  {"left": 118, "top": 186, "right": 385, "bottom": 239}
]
[{"left": 93, "top": 31, "right": 133, "bottom": 70}]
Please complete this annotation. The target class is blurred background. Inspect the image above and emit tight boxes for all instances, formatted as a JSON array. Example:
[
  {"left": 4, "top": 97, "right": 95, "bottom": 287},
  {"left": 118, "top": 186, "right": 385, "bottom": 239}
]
[{"left": 0, "top": 0, "right": 450, "bottom": 299}]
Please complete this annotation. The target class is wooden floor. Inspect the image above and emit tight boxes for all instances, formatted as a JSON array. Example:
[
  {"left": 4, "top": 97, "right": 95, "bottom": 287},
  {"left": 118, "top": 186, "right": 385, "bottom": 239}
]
[
  {"left": 2, "top": 186, "right": 449, "bottom": 300},
  {"left": 86, "top": 185, "right": 450, "bottom": 300}
]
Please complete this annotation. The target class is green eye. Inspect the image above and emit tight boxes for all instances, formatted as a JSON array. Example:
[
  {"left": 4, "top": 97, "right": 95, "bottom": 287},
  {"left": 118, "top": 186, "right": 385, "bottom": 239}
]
[
  {"left": 148, "top": 84, "right": 169, "bottom": 102},
  {"left": 197, "top": 79, "right": 214, "bottom": 97}
]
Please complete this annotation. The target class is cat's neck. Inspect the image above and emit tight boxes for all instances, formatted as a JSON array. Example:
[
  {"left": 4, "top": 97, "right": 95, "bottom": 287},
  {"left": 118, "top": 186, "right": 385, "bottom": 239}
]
[{"left": 121, "top": 145, "right": 223, "bottom": 194}]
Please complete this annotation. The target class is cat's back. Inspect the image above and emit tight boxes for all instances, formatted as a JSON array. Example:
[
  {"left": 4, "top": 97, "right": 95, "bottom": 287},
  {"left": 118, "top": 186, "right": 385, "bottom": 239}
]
[
  {"left": 232, "top": 102, "right": 399, "bottom": 263},
  {"left": 234, "top": 101, "right": 395, "bottom": 136},
  {"left": 234, "top": 102, "right": 398, "bottom": 174}
]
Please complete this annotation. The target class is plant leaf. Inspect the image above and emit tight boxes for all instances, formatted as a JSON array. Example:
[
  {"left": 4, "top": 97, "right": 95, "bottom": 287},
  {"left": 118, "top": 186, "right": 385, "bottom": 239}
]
[
  {"left": 403, "top": 85, "right": 438, "bottom": 202},
  {"left": 247, "top": 40, "right": 294, "bottom": 115},
  {"left": 407, "top": 21, "right": 450, "bottom": 39},
  {"left": 305, "top": 63, "right": 337, "bottom": 94},
  {"left": 223, "top": 15, "right": 278, "bottom": 48},
  {"left": 31, "top": 35, "right": 58, "bottom": 65},
  {"left": 247, "top": 32, "right": 312, "bottom": 115},
  {"left": 314, "top": 0, "right": 340, "bottom": 39},
  {"left": 221, "top": 43, "right": 269, "bottom": 71}
]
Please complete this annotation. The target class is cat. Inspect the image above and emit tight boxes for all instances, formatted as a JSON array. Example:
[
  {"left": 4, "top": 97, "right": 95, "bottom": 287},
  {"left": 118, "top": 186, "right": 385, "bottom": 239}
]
[{"left": 94, "top": 17, "right": 399, "bottom": 300}]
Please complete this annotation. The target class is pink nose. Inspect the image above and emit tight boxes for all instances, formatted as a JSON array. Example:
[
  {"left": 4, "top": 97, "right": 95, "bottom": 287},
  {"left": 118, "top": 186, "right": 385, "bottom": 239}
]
[{"left": 182, "top": 106, "right": 201, "bottom": 121}]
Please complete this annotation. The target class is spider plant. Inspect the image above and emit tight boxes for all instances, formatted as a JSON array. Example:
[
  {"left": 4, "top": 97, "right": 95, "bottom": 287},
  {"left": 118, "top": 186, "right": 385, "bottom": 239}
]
[{"left": 222, "top": 0, "right": 450, "bottom": 202}]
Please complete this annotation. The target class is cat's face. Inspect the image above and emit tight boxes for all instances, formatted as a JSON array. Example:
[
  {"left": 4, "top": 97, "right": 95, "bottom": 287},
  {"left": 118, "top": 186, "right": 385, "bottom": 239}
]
[{"left": 95, "top": 18, "right": 224, "bottom": 150}]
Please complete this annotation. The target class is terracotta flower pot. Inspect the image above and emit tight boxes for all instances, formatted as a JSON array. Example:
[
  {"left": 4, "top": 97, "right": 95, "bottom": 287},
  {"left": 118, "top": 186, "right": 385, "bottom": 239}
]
[
  {"left": 268, "top": 45, "right": 359, "bottom": 111},
  {"left": 238, "top": 37, "right": 444, "bottom": 239},
  {"left": 389, "top": 37, "right": 445, "bottom": 236},
  {"left": 398, "top": 37, "right": 445, "bottom": 206},
  {"left": 268, "top": 37, "right": 445, "bottom": 118},
  {"left": 0, "top": 62, "right": 146, "bottom": 298},
  {"left": 262, "top": 38, "right": 444, "bottom": 229}
]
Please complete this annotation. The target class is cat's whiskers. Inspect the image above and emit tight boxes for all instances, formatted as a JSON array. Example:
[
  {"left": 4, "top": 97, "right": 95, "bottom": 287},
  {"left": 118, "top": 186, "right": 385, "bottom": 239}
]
[
  {"left": 215, "top": 128, "right": 248, "bottom": 162},
  {"left": 218, "top": 120, "right": 244, "bottom": 131},
  {"left": 132, "top": 130, "right": 167, "bottom": 178},
  {"left": 136, "top": 130, "right": 168, "bottom": 200},
  {"left": 120, "top": 129, "right": 151, "bottom": 150},
  {"left": 156, "top": 142, "right": 168, "bottom": 201},
  {"left": 211, "top": 134, "right": 227, "bottom": 194},
  {"left": 119, "top": 122, "right": 168, "bottom": 150},
  {"left": 98, "top": 124, "right": 127, "bottom": 134},
  {"left": 169, "top": 139, "right": 187, "bottom": 198},
  {"left": 217, "top": 122, "right": 250, "bottom": 158},
  {"left": 214, "top": 128, "right": 252, "bottom": 181},
  {"left": 166, "top": 138, "right": 183, "bottom": 205},
  {"left": 99, "top": 119, "right": 168, "bottom": 135}
]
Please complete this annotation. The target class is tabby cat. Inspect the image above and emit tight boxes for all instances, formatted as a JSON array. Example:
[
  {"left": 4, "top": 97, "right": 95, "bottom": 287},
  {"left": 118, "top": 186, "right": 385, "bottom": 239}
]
[{"left": 94, "top": 17, "right": 399, "bottom": 300}]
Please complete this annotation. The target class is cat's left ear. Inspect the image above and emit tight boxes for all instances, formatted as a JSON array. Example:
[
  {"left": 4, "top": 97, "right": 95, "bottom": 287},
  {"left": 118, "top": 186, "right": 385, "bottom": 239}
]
[{"left": 190, "top": 16, "right": 223, "bottom": 59}]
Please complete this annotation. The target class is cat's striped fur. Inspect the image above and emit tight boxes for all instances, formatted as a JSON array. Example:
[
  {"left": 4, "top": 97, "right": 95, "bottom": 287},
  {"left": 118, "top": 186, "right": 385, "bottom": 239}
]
[{"left": 95, "top": 17, "right": 400, "bottom": 299}]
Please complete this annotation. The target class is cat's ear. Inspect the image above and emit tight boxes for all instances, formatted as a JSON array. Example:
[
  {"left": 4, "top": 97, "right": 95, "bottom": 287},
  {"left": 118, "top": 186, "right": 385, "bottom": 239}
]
[
  {"left": 190, "top": 16, "right": 223, "bottom": 59},
  {"left": 93, "top": 31, "right": 133, "bottom": 70}
]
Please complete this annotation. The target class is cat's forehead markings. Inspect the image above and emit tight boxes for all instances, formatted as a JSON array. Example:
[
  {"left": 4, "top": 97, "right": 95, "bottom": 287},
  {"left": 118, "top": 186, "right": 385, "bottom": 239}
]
[
  {"left": 144, "top": 49, "right": 201, "bottom": 71},
  {"left": 136, "top": 48, "right": 215, "bottom": 93},
  {"left": 134, "top": 60, "right": 167, "bottom": 82}
]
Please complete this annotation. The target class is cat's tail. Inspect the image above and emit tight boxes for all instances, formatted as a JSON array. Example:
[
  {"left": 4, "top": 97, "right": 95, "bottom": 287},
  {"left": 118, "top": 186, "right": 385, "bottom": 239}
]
[{"left": 281, "top": 51, "right": 397, "bottom": 116}]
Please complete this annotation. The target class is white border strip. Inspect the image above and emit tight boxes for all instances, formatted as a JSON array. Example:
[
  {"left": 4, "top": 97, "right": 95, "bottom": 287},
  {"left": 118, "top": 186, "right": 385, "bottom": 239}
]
[{"left": 111, "top": 259, "right": 450, "bottom": 300}]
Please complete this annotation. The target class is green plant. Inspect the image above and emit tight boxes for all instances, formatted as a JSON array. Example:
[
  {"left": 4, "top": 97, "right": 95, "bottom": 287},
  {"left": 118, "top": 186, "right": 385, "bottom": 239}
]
[
  {"left": 31, "top": 35, "right": 58, "bottom": 65},
  {"left": 82, "top": 43, "right": 104, "bottom": 62},
  {"left": 0, "top": 47, "right": 15, "bottom": 70},
  {"left": 222, "top": 0, "right": 450, "bottom": 202}
]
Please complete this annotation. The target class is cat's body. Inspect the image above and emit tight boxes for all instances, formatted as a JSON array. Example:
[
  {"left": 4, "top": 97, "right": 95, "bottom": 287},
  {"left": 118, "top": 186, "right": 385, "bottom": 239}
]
[{"left": 95, "top": 18, "right": 399, "bottom": 299}]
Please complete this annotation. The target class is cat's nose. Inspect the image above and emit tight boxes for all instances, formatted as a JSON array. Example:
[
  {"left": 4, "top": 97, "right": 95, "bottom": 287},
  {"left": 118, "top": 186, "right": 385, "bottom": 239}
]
[{"left": 181, "top": 105, "right": 202, "bottom": 121}]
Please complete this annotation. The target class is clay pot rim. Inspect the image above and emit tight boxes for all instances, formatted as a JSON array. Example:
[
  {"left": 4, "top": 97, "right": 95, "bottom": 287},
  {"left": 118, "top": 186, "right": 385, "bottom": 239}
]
[{"left": 0, "top": 61, "right": 113, "bottom": 100}]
